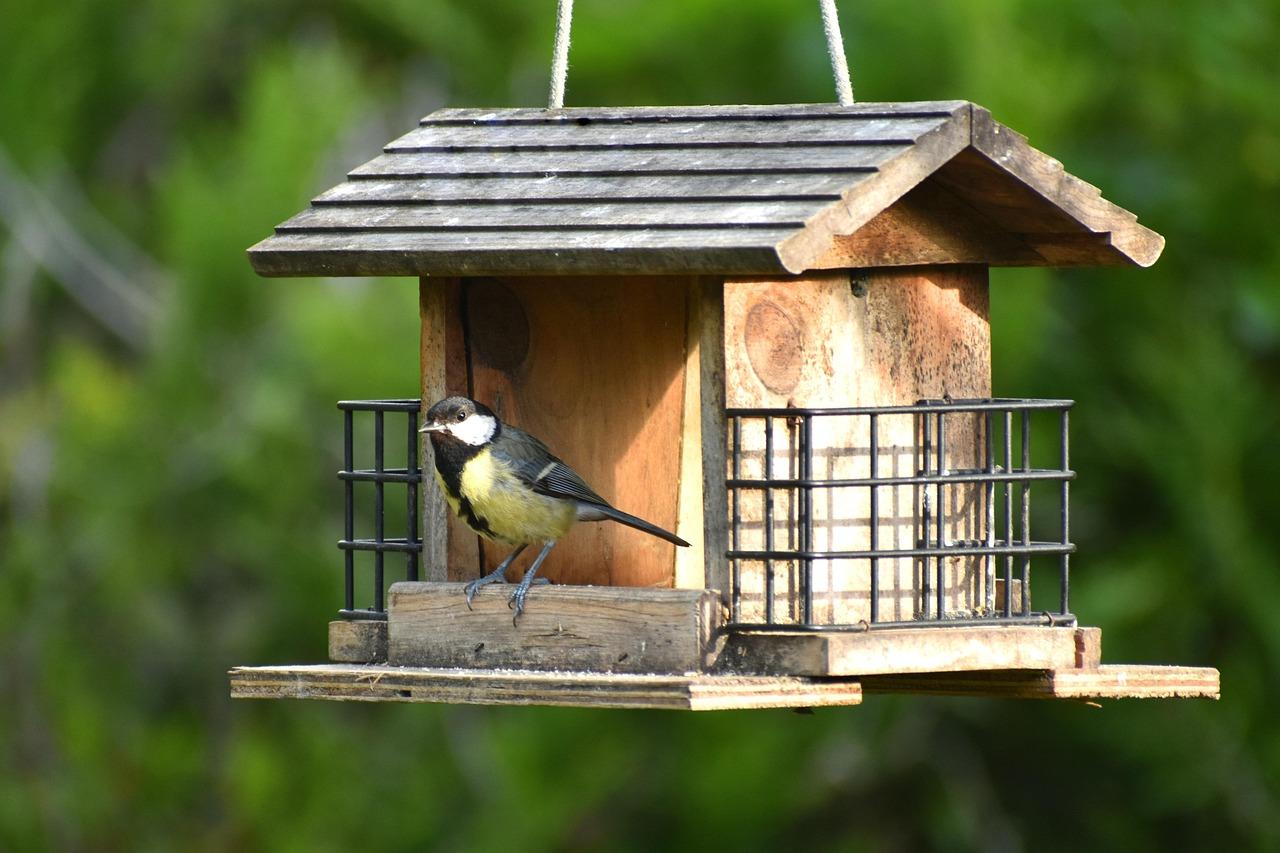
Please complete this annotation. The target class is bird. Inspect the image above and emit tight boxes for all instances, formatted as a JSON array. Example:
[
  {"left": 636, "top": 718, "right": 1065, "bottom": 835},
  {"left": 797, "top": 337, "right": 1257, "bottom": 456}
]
[{"left": 419, "top": 396, "right": 689, "bottom": 622}]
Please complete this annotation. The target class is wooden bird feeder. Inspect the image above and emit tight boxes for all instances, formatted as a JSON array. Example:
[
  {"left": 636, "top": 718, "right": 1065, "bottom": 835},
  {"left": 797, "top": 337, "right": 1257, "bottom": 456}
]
[{"left": 230, "top": 100, "right": 1219, "bottom": 710}]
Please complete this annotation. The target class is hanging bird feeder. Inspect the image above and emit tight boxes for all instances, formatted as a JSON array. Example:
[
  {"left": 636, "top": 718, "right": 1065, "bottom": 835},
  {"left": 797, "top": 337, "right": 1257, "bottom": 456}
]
[{"left": 229, "top": 2, "right": 1219, "bottom": 710}]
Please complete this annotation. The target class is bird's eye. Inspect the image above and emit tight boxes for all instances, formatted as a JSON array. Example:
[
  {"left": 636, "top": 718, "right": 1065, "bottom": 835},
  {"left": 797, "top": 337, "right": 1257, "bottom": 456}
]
[{"left": 456, "top": 411, "right": 467, "bottom": 422}]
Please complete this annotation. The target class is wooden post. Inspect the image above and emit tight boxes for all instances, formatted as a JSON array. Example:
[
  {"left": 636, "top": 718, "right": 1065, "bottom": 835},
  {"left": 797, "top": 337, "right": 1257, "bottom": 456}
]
[
  {"left": 419, "top": 277, "right": 473, "bottom": 581},
  {"left": 676, "top": 277, "right": 729, "bottom": 595}
]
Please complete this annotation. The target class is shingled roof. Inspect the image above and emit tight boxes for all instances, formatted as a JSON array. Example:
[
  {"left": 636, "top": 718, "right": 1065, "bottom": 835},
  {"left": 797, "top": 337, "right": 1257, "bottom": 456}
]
[{"left": 248, "top": 101, "right": 1164, "bottom": 277}]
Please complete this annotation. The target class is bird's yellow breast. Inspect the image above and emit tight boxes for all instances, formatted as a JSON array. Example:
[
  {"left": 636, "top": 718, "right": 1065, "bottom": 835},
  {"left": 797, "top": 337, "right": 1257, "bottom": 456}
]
[{"left": 451, "top": 447, "right": 575, "bottom": 545}]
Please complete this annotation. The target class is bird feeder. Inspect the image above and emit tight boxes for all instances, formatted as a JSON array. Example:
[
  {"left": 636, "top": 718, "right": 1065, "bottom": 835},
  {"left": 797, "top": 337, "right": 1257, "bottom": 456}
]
[{"left": 229, "top": 100, "right": 1219, "bottom": 710}]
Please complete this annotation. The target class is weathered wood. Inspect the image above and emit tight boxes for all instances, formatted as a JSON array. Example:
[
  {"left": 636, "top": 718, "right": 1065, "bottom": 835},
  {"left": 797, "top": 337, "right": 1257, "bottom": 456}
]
[
  {"left": 674, "top": 281, "right": 707, "bottom": 589},
  {"left": 698, "top": 278, "right": 730, "bottom": 599},
  {"left": 717, "top": 625, "right": 1095, "bottom": 677},
  {"left": 421, "top": 101, "right": 969, "bottom": 125},
  {"left": 327, "top": 620, "right": 388, "bottom": 663},
  {"left": 417, "top": 277, "right": 481, "bottom": 581},
  {"left": 349, "top": 145, "right": 909, "bottom": 179},
  {"left": 463, "top": 275, "right": 688, "bottom": 588},
  {"left": 775, "top": 110, "right": 973, "bottom": 272},
  {"left": 956, "top": 106, "right": 1163, "bottom": 266},
  {"left": 810, "top": 179, "right": 1046, "bottom": 269},
  {"left": 281, "top": 200, "right": 822, "bottom": 232},
  {"left": 860, "top": 665, "right": 1220, "bottom": 700},
  {"left": 250, "top": 100, "right": 1165, "bottom": 278},
  {"left": 387, "top": 582, "right": 724, "bottom": 674},
  {"left": 315, "top": 173, "right": 862, "bottom": 205},
  {"left": 229, "top": 663, "right": 864, "bottom": 710},
  {"left": 250, "top": 237, "right": 791, "bottom": 279},
  {"left": 723, "top": 267, "right": 991, "bottom": 625},
  {"left": 386, "top": 116, "right": 952, "bottom": 151}
]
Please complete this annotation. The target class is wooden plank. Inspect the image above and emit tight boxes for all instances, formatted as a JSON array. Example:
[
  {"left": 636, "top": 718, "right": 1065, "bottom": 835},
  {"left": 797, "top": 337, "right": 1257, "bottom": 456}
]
[
  {"left": 698, "top": 278, "right": 730, "bottom": 600},
  {"left": 259, "top": 227, "right": 796, "bottom": 250},
  {"left": 421, "top": 101, "right": 969, "bottom": 125},
  {"left": 386, "top": 116, "right": 952, "bottom": 151},
  {"left": 463, "top": 275, "right": 689, "bottom": 588},
  {"left": 962, "top": 107, "right": 1165, "bottom": 267},
  {"left": 387, "top": 582, "right": 723, "bottom": 674},
  {"left": 279, "top": 199, "right": 825, "bottom": 231},
  {"left": 722, "top": 268, "right": 991, "bottom": 625},
  {"left": 718, "top": 626, "right": 1093, "bottom": 676},
  {"left": 419, "top": 279, "right": 453, "bottom": 581},
  {"left": 328, "top": 620, "right": 388, "bottom": 663},
  {"left": 418, "top": 277, "right": 481, "bottom": 581},
  {"left": 229, "top": 663, "right": 863, "bottom": 710},
  {"left": 860, "top": 665, "right": 1220, "bottom": 700},
  {"left": 809, "top": 178, "right": 1046, "bottom": 269},
  {"left": 674, "top": 281, "right": 707, "bottom": 589},
  {"left": 249, "top": 237, "right": 791, "bottom": 279},
  {"left": 349, "top": 145, "right": 909, "bottom": 179},
  {"left": 775, "top": 108, "right": 972, "bottom": 272},
  {"left": 314, "top": 173, "right": 866, "bottom": 205}
]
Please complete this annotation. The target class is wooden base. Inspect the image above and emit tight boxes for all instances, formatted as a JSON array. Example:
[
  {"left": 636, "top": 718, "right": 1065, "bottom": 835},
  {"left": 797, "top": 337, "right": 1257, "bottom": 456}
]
[
  {"left": 387, "top": 582, "right": 724, "bottom": 674},
  {"left": 861, "top": 665, "right": 1220, "bottom": 701},
  {"left": 328, "top": 620, "right": 387, "bottom": 663},
  {"left": 229, "top": 664, "right": 862, "bottom": 711},
  {"left": 719, "top": 626, "right": 1100, "bottom": 676},
  {"left": 228, "top": 663, "right": 1218, "bottom": 709}
]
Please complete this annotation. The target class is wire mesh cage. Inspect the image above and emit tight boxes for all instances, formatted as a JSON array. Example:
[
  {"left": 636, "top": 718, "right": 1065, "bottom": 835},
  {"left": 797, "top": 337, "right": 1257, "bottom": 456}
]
[
  {"left": 337, "top": 399, "right": 423, "bottom": 619},
  {"left": 725, "top": 398, "right": 1075, "bottom": 631},
  {"left": 336, "top": 397, "right": 1074, "bottom": 630}
]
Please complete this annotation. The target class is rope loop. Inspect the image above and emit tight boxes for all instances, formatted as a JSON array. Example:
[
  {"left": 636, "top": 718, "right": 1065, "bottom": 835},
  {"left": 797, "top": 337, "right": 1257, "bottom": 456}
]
[{"left": 547, "top": 0, "right": 855, "bottom": 109}]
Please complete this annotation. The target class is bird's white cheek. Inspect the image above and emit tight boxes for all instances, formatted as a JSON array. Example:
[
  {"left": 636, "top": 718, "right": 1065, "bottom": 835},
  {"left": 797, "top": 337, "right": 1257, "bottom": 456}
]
[{"left": 451, "top": 414, "right": 498, "bottom": 446}]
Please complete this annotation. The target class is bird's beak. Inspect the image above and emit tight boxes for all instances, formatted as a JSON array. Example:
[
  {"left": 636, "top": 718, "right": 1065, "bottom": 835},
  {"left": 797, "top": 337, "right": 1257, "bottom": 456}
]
[{"left": 419, "top": 422, "right": 446, "bottom": 434}]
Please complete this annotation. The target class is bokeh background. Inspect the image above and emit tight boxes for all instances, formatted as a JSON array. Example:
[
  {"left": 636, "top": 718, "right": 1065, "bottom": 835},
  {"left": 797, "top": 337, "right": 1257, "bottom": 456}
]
[{"left": 2, "top": 0, "right": 1277, "bottom": 850}]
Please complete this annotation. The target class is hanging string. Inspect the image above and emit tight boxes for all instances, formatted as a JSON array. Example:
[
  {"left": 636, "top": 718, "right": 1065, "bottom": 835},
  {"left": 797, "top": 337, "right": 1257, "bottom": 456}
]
[
  {"left": 546, "top": 0, "right": 855, "bottom": 108},
  {"left": 819, "top": 0, "right": 854, "bottom": 105},
  {"left": 548, "top": 0, "right": 574, "bottom": 109}
]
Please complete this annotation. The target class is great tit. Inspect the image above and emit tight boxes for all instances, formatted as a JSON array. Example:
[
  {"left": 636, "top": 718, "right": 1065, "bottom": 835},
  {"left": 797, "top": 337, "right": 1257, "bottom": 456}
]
[{"left": 420, "top": 396, "right": 689, "bottom": 622}]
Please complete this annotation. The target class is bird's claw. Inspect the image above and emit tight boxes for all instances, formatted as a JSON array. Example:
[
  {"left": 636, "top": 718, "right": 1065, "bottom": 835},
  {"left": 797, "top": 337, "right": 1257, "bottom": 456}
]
[
  {"left": 463, "top": 571, "right": 509, "bottom": 610},
  {"left": 507, "top": 578, "right": 551, "bottom": 624}
]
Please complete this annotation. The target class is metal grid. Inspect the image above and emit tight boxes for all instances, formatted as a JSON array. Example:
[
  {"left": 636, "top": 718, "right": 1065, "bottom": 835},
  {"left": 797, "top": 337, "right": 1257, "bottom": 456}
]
[
  {"left": 725, "top": 398, "right": 1075, "bottom": 632},
  {"left": 337, "top": 399, "right": 422, "bottom": 620}
]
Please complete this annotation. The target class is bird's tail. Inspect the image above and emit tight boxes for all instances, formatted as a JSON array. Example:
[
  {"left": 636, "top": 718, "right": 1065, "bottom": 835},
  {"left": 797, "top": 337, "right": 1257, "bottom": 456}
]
[{"left": 580, "top": 504, "right": 690, "bottom": 547}]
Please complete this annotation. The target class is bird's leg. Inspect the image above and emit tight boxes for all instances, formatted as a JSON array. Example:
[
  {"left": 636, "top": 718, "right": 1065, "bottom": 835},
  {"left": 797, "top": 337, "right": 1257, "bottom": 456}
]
[
  {"left": 464, "top": 544, "right": 527, "bottom": 609},
  {"left": 509, "top": 540, "right": 556, "bottom": 625}
]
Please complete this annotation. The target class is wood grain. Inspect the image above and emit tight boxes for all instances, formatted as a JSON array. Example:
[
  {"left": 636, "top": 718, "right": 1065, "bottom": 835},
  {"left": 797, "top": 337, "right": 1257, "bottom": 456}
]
[
  {"left": 349, "top": 145, "right": 910, "bottom": 179},
  {"left": 387, "top": 582, "right": 723, "bottom": 674},
  {"left": 463, "top": 276, "right": 688, "bottom": 588},
  {"left": 860, "top": 665, "right": 1220, "bottom": 700},
  {"left": 314, "top": 173, "right": 863, "bottom": 205},
  {"left": 386, "top": 116, "right": 950, "bottom": 151},
  {"left": 419, "top": 101, "right": 968, "bottom": 125},
  {"left": 718, "top": 625, "right": 1094, "bottom": 676},
  {"left": 419, "top": 277, "right": 477, "bottom": 581},
  {"left": 250, "top": 100, "right": 1164, "bottom": 279},
  {"left": 228, "top": 663, "right": 864, "bottom": 710},
  {"left": 723, "top": 268, "right": 991, "bottom": 625},
  {"left": 327, "top": 620, "right": 387, "bottom": 664}
]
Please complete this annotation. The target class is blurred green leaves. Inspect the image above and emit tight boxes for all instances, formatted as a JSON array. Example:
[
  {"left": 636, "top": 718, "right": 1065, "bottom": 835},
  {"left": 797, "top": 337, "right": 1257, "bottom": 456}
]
[{"left": 2, "top": 1, "right": 1278, "bottom": 851}]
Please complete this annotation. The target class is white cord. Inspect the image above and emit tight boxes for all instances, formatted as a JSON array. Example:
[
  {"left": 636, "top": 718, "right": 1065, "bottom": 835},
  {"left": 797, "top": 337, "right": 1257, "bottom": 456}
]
[
  {"left": 548, "top": 0, "right": 574, "bottom": 108},
  {"left": 546, "top": 0, "right": 855, "bottom": 108},
  {"left": 819, "top": 0, "right": 854, "bottom": 105}
]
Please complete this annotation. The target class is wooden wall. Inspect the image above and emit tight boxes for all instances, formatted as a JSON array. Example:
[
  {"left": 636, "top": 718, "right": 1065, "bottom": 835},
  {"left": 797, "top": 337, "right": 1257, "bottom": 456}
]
[
  {"left": 420, "top": 276, "right": 693, "bottom": 588},
  {"left": 420, "top": 266, "right": 990, "bottom": 613},
  {"left": 723, "top": 266, "right": 992, "bottom": 624}
]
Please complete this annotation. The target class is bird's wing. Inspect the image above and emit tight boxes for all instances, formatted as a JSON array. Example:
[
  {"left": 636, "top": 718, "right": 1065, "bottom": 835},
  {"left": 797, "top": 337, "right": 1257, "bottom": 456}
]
[{"left": 491, "top": 426, "right": 611, "bottom": 508}]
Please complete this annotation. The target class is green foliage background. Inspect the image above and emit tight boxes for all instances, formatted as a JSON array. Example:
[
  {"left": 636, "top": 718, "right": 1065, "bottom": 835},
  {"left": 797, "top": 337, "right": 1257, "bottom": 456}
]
[{"left": 2, "top": 1, "right": 1277, "bottom": 850}]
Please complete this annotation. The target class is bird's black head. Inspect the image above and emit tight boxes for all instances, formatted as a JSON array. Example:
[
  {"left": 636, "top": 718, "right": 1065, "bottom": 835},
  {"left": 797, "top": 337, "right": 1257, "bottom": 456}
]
[{"left": 420, "top": 396, "right": 499, "bottom": 446}]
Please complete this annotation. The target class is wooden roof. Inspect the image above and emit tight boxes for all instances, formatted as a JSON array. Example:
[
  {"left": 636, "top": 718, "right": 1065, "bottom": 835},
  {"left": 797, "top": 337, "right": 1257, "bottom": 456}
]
[{"left": 248, "top": 101, "right": 1164, "bottom": 277}]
